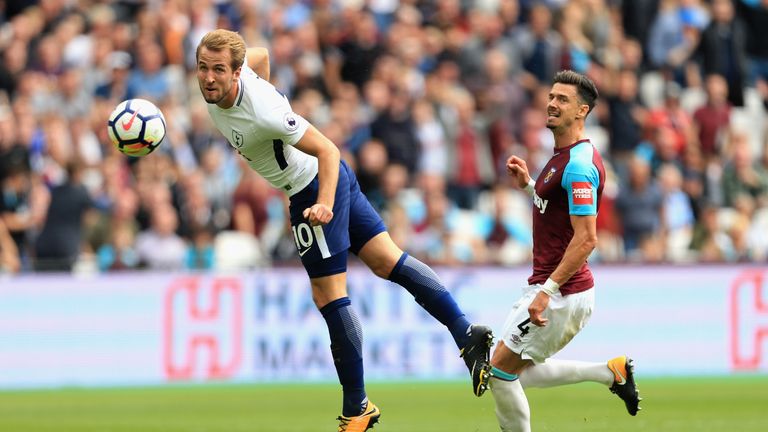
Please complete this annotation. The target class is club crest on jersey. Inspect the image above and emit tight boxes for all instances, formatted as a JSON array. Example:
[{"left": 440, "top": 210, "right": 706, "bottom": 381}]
[
  {"left": 231, "top": 129, "right": 244, "bottom": 148},
  {"left": 283, "top": 112, "right": 299, "bottom": 132},
  {"left": 543, "top": 167, "right": 557, "bottom": 183}
]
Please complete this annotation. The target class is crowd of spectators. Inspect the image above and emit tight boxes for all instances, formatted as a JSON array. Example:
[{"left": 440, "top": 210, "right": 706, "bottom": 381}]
[{"left": 1, "top": 0, "right": 767, "bottom": 274}]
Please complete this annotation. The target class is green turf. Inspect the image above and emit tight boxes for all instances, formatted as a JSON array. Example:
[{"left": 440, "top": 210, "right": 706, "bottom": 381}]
[{"left": 1, "top": 377, "right": 766, "bottom": 431}]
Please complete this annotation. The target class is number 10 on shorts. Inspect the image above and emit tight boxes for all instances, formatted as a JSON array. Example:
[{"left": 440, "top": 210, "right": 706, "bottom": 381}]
[{"left": 292, "top": 222, "right": 332, "bottom": 259}]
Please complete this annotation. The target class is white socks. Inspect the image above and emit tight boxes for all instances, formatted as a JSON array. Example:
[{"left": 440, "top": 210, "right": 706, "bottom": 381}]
[
  {"left": 491, "top": 359, "right": 615, "bottom": 431},
  {"left": 519, "top": 359, "right": 614, "bottom": 388},
  {"left": 490, "top": 376, "right": 531, "bottom": 432}
]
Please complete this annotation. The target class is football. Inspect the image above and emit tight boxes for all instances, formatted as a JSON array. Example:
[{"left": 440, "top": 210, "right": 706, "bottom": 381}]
[{"left": 107, "top": 98, "right": 166, "bottom": 157}]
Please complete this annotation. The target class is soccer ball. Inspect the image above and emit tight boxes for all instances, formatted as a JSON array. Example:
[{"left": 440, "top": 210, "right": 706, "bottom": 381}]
[{"left": 107, "top": 98, "right": 166, "bottom": 156}]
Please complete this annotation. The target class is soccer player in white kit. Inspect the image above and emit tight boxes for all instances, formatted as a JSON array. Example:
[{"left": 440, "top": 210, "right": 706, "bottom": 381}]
[
  {"left": 195, "top": 29, "right": 493, "bottom": 431},
  {"left": 489, "top": 71, "right": 641, "bottom": 431}
]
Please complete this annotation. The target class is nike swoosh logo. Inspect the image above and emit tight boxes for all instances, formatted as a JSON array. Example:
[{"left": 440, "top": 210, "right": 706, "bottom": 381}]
[
  {"left": 610, "top": 363, "right": 627, "bottom": 385},
  {"left": 121, "top": 110, "right": 139, "bottom": 131},
  {"left": 298, "top": 248, "right": 310, "bottom": 257}
]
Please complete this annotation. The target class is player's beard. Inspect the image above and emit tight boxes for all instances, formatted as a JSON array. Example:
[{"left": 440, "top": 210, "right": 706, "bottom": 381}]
[
  {"left": 200, "top": 81, "right": 231, "bottom": 105},
  {"left": 546, "top": 114, "right": 573, "bottom": 132}
]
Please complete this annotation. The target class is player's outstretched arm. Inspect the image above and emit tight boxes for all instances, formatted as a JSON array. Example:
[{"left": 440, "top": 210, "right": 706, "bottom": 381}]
[
  {"left": 246, "top": 47, "right": 270, "bottom": 81},
  {"left": 294, "top": 125, "right": 340, "bottom": 226}
]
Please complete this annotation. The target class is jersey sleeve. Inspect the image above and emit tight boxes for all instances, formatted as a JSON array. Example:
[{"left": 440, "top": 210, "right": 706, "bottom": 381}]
[
  {"left": 261, "top": 107, "right": 310, "bottom": 147},
  {"left": 561, "top": 156, "right": 600, "bottom": 216},
  {"left": 251, "top": 69, "right": 310, "bottom": 146}
]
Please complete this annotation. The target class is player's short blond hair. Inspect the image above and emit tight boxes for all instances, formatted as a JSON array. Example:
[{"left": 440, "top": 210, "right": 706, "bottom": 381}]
[{"left": 196, "top": 29, "right": 246, "bottom": 71}]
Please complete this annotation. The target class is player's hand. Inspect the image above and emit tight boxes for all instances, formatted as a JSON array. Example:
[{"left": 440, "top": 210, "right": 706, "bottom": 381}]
[
  {"left": 506, "top": 155, "right": 532, "bottom": 189},
  {"left": 303, "top": 203, "right": 334, "bottom": 226},
  {"left": 528, "top": 291, "right": 551, "bottom": 327}
]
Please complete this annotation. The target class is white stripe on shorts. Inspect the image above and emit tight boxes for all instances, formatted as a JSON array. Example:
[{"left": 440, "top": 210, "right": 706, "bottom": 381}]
[{"left": 313, "top": 225, "right": 331, "bottom": 258}]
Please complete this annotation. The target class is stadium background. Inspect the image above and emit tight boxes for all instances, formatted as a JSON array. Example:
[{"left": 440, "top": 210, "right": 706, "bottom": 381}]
[{"left": 1, "top": 0, "right": 767, "bottom": 431}]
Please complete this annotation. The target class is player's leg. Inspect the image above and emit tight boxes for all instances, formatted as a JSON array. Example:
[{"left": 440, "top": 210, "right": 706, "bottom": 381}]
[
  {"left": 490, "top": 286, "right": 594, "bottom": 431},
  {"left": 352, "top": 219, "right": 493, "bottom": 396},
  {"left": 356, "top": 232, "right": 476, "bottom": 348},
  {"left": 513, "top": 288, "right": 640, "bottom": 414},
  {"left": 519, "top": 358, "right": 613, "bottom": 388},
  {"left": 489, "top": 342, "right": 532, "bottom": 432},
  {"left": 310, "top": 268, "right": 379, "bottom": 429},
  {"left": 288, "top": 165, "right": 379, "bottom": 429},
  {"left": 489, "top": 287, "right": 542, "bottom": 432},
  {"left": 342, "top": 159, "right": 492, "bottom": 396}
]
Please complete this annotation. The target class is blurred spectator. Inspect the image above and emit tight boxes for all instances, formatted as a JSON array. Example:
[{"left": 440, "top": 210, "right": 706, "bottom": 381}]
[
  {"left": 410, "top": 190, "right": 455, "bottom": 265},
  {"left": 96, "top": 222, "right": 139, "bottom": 271},
  {"left": 645, "top": 81, "right": 696, "bottom": 156},
  {"left": 648, "top": 0, "right": 706, "bottom": 74},
  {"left": 370, "top": 88, "right": 420, "bottom": 174},
  {"left": 485, "top": 186, "right": 532, "bottom": 265},
  {"left": 231, "top": 160, "right": 272, "bottom": 238},
  {"left": 412, "top": 100, "right": 449, "bottom": 179},
  {"left": 459, "top": 10, "right": 520, "bottom": 90},
  {"left": 693, "top": 74, "right": 731, "bottom": 158},
  {"left": 515, "top": 3, "right": 562, "bottom": 88},
  {"left": 125, "top": 40, "right": 170, "bottom": 102},
  {"left": 186, "top": 225, "right": 215, "bottom": 270},
  {"left": 135, "top": 202, "right": 187, "bottom": 270},
  {"left": 0, "top": 39, "right": 28, "bottom": 98},
  {"left": 680, "top": 142, "right": 708, "bottom": 219},
  {"left": 34, "top": 162, "right": 94, "bottom": 272},
  {"left": 636, "top": 126, "right": 685, "bottom": 175},
  {"left": 0, "top": 162, "right": 41, "bottom": 265},
  {"left": 94, "top": 51, "right": 131, "bottom": 102},
  {"left": 658, "top": 163, "right": 696, "bottom": 261},
  {"left": 477, "top": 49, "right": 527, "bottom": 168},
  {"left": 690, "top": 204, "right": 735, "bottom": 261},
  {"left": 604, "top": 69, "right": 646, "bottom": 161},
  {"left": 736, "top": 0, "right": 768, "bottom": 86},
  {"left": 721, "top": 130, "right": 768, "bottom": 207},
  {"left": 615, "top": 156, "right": 664, "bottom": 259},
  {"left": 694, "top": 0, "right": 749, "bottom": 106},
  {"left": 444, "top": 89, "right": 494, "bottom": 209},
  {"left": 621, "top": 0, "right": 660, "bottom": 69},
  {"left": 338, "top": 11, "right": 385, "bottom": 91},
  {"left": 0, "top": 218, "right": 20, "bottom": 273},
  {"left": 355, "top": 139, "right": 389, "bottom": 211},
  {"left": 379, "top": 163, "right": 410, "bottom": 213}
]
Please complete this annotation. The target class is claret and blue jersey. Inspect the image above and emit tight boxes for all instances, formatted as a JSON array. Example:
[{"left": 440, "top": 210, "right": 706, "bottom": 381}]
[{"left": 529, "top": 139, "right": 605, "bottom": 295}]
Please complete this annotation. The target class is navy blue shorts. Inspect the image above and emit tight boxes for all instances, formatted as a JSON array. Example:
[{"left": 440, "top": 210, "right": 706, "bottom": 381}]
[{"left": 288, "top": 160, "right": 387, "bottom": 278}]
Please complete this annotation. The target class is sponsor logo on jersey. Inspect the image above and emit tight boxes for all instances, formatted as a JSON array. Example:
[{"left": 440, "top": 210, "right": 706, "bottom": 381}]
[
  {"left": 543, "top": 167, "right": 556, "bottom": 183},
  {"left": 283, "top": 112, "right": 299, "bottom": 132},
  {"left": 231, "top": 129, "right": 244, "bottom": 148},
  {"left": 571, "top": 181, "right": 593, "bottom": 205},
  {"left": 533, "top": 192, "right": 548, "bottom": 214}
]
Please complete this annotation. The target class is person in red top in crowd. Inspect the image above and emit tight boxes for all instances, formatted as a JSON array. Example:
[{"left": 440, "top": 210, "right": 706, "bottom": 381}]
[
  {"left": 693, "top": 74, "right": 731, "bottom": 159},
  {"left": 645, "top": 81, "right": 695, "bottom": 156}
]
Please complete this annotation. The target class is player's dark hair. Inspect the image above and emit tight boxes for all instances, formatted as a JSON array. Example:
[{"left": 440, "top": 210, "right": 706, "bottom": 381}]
[{"left": 553, "top": 70, "right": 598, "bottom": 115}]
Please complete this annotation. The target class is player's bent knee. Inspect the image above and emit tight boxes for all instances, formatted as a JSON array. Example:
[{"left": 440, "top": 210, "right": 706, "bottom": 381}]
[
  {"left": 371, "top": 261, "right": 396, "bottom": 279},
  {"left": 309, "top": 273, "right": 349, "bottom": 309}
]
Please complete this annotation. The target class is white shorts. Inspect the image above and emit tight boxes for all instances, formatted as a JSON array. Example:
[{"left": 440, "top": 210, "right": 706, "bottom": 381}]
[{"left": 500, "top": 284, "right": 594, "bottom": 364}]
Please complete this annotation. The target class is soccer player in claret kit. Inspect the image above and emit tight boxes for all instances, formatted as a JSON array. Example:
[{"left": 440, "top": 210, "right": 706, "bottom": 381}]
[
  {"left": 488, "top": 70, "right": 642, "bottom": 431},
  {"left": 195, "top": 29, "right": 493, "bottom": 431}
]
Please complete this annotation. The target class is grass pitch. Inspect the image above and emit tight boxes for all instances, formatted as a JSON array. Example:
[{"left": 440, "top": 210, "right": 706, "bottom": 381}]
[{"left": 1, "top": 377, "right": 766, "bottom": 432}]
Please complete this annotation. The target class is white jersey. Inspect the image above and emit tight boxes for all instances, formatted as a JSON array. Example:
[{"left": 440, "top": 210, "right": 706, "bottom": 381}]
[{"left": 207, "top": 63, "right": 317, "bottom": 196}]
